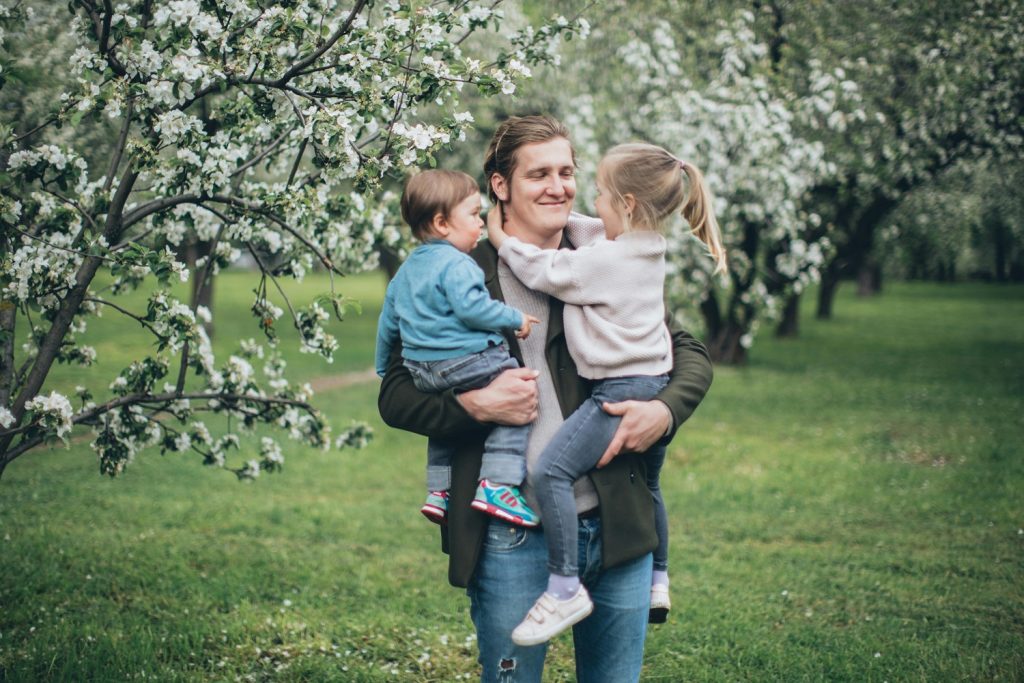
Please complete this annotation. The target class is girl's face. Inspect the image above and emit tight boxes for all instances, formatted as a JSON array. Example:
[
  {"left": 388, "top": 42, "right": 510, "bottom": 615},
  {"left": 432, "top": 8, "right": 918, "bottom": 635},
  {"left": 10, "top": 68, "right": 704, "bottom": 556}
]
[{"left": 594, "top": 169, "right": 626, "bottom": 240}]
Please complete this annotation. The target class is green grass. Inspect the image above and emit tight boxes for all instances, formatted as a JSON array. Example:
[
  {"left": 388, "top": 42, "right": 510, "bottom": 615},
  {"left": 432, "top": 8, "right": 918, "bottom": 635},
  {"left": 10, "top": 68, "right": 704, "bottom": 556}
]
[{"left": 2, "top": 279, "right": 1023, "bottom": 681}]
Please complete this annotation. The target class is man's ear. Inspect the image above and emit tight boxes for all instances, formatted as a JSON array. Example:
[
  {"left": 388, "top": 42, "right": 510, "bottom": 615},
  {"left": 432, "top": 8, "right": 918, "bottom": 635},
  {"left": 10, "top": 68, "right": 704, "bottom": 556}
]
[{"left": 490, "top": 173, "right": 510, "bottom": 203}]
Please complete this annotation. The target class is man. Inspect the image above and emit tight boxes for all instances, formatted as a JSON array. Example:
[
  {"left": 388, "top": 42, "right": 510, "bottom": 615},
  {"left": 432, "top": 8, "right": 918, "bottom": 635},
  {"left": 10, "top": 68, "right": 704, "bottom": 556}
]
[{"left": 378, "top": 115, "right": 713, "bottom": 681}]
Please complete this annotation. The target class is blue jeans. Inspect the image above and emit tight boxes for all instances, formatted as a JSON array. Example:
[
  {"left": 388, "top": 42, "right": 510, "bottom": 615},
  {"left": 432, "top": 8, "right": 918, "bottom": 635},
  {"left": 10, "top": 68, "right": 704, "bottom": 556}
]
[
  {"left": 404, "top": 344, "right": 529, "bottom": 491},
  {"left": 531, "top": 375, "right": 671, "bottom": 576},
  {"left": 468, "top": 517, "right": 652, "bottom": 682}
]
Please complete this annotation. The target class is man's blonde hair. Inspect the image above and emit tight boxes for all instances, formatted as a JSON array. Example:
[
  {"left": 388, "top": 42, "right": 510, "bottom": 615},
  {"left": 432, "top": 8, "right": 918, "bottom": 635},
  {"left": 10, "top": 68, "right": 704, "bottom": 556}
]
[
  {"left": 483, "top": 114, "right": 576, "bottom": 203},
  {"left": 401, "top": 169, "right": 480, "bottom": 240},
  {"left": 599, "top": 143, "right": 727, "bottom": 274}
]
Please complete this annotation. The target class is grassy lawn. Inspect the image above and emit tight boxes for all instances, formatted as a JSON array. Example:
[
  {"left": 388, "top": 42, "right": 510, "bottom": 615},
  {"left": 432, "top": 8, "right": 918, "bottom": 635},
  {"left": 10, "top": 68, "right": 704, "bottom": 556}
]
[{"left": 1, "top": 277, "right": 1022, "bottom": 681}]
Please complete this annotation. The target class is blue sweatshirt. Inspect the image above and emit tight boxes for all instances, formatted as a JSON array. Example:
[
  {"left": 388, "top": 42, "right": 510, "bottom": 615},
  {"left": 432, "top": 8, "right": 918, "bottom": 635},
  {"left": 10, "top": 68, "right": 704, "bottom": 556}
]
[{"left": 375, "top": 240, "right": 523, "bottom": 377}]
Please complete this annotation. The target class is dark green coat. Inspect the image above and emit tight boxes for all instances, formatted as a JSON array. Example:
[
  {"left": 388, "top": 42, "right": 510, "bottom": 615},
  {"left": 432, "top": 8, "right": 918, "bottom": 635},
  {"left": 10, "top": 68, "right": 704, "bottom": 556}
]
[{"left": 377, "top": 237, "right": 713, "bottom": 588}]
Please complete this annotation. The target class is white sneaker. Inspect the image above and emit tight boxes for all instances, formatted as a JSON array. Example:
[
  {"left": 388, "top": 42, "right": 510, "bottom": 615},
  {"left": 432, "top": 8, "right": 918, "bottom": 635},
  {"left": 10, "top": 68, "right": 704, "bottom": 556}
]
[
  {"left": 649, "top": 584, "right": 671, "bottom": 624},
  {"left": 511, "top": 587, "right": 594, "bottom": 646}
]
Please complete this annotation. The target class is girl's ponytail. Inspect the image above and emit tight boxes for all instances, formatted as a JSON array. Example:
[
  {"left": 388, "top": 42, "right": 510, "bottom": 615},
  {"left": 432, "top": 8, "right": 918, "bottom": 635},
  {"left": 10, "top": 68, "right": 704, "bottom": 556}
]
[{"left": 680, "top": 162, "right": 727, "bottom": 275}]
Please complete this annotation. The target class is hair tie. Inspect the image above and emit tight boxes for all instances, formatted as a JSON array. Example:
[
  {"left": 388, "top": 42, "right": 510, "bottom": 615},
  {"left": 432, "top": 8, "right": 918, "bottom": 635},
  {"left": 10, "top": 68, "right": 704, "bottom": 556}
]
[{"left": 677, "top": 158, "right": 689, "bottom": 170}]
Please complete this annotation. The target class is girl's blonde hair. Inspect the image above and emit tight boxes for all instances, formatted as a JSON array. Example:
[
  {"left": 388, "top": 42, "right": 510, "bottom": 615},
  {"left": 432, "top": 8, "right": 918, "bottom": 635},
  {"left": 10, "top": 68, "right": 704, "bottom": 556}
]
[{"left": 599, "top": 143, "right": 727, "bottom": 274}]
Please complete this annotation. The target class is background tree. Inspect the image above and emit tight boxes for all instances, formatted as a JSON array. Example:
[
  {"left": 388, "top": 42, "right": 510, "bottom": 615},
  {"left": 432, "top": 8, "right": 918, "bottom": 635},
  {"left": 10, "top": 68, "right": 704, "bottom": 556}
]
[
  {"left": 883, "top": 159, "right": 1024, "bottom": 283},
  {"left": 778, "top": 0, "right": 1024, "bottom": 318},
  {"left": 0, "top": 0, "right": 587, "bottom": 478},
  {"left": 522, "top": 4, "right": 844, "bottom": 362}
]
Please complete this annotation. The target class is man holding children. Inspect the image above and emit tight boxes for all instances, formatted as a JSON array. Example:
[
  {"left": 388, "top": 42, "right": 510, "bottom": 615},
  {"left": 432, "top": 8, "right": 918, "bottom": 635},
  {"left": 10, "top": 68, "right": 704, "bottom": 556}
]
[{"left": 377, "top": 115, "right": 714, "bottom": 682}]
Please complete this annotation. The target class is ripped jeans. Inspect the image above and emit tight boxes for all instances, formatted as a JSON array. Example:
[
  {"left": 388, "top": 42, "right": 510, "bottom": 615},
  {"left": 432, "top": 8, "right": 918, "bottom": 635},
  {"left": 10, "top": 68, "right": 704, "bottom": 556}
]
[{"left": 467, "top": 517, "right": 651, "bottom": 682}]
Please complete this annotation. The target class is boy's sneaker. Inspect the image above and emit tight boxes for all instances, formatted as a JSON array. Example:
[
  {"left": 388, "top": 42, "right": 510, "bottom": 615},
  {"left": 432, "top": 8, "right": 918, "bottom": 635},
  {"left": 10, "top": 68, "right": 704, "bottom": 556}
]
[
  {"left": 470, "top": 480, "right": 540, "bottom": 527},
  {"left": 649, "top": 584, "right": 671, "bottom": 623},
  {"left": 511, "top": 587, "right": 594, "bottom": 646},
  {"left": 421, "top": 491, "right": 449, "bottom": 525}
]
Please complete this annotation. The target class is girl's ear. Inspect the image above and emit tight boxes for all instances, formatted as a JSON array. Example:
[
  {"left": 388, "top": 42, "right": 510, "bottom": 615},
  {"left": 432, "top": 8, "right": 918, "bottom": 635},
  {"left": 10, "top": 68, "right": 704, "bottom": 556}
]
[
  {"left": 622, "top": 193, "right": 637, "bottom": 217},
  {"left": 490, "top": 173, "right": 510, "bottom": 202}
]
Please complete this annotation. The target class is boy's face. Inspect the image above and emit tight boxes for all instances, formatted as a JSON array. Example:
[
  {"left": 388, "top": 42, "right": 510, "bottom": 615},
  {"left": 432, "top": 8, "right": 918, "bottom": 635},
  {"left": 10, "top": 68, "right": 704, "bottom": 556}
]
[{"left": 436, "top": 192, "right": 483, "bottom": 253}]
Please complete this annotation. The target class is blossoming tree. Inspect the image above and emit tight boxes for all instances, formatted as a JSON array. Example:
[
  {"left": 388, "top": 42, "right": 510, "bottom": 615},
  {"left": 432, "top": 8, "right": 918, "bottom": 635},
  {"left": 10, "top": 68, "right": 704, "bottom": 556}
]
[
  {"left": 780, "top": 0, "right": 1024, "bottom": 317},
  {"left": 0, "top": 1, "right": 586, "bottom": 478},
  {"left": 537, "top": 7, "right": 842, "bottom": 362}
]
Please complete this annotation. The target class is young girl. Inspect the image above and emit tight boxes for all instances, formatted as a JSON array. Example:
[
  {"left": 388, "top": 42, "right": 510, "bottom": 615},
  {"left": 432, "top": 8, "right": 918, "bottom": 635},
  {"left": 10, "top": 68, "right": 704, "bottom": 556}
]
[
  {"left": 376, "top": 169, "right": 541, "bottom": 528},
  {"left": 487, "top": 143, "right": 727, "bottom": 646}
]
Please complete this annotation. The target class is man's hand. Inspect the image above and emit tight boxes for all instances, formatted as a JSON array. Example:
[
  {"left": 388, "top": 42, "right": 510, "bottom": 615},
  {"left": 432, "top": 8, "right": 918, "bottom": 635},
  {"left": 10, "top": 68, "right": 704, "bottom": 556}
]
[
  {"left": 487, "top": 202, "right": 507, "bottom": 248},
  {"left": 516, "top": 314, "right": 542, "bottom": 339},
  {"left": 596, "top": 400, "right": 672, "bottom": 467},
  {"left": 457, "top": 367, "right": 539, "bottom": 425}
]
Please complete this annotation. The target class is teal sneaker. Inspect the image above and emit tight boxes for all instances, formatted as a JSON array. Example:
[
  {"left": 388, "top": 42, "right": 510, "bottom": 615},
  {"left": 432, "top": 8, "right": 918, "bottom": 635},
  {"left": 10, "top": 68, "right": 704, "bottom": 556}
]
[
  {"left": 470, "top": 480, "right": 540, "bottom": 527},
  {"left": 421, "top": 490, "right": 449, "bottom": 525}
]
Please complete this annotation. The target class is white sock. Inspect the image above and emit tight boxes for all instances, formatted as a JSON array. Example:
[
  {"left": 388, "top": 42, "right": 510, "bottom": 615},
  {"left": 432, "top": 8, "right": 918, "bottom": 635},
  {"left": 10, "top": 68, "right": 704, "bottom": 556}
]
[
  {"left": 652, "top": 570, "right": 669, "bottom": 588},
  {"left": 547, "top": 574, "right": 581, "bottom": 601}
]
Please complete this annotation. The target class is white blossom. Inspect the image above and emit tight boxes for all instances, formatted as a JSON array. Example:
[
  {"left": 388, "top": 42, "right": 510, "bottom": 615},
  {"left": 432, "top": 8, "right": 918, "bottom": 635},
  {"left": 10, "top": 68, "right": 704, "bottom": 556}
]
[{"left": 26, "top": 391, "right": 74, "bottom": 439}]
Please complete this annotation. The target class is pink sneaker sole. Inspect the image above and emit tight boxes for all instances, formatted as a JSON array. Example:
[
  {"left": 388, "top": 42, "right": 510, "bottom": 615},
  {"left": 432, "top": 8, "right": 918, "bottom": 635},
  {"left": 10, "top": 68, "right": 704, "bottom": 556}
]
[
  {"left": 470, "top": 499, "right": 539, "bottom": 527},
  {"left": 420, "top": 503, "right": 447, "bottom": 525}
]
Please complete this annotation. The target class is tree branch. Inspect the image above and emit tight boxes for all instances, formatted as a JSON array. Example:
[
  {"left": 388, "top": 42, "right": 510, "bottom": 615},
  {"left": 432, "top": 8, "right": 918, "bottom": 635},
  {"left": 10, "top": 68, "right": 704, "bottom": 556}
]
[
  {"left": 103, "top": 98, "right": 134, "bottom": 194},
  {"left": 247, "top": 244, "right": 301, "bottom": 330},
  {"left": 10, "top": 226, "right": 115, "bottom": 264},
  {"left": 84, "top": 296, "right": 165, "bottom": 338},
  {"left": 230, "top": 128, "right": 293, "bottom": 180},
  {"left": 272, "top": 0, "right": 370, "bottom": 87},
  {"left": 1, "top": 390, "right": 318, "bottom": 466},
  {"left": 1, "top": 161, "right": 139, "bottom": 454},
  {"left": 0, "top": 302, "right": 15, "bottom": 407},
  {"left": 121, "top": 194, "right": 202, "bottom": 229},
  {"left": 39, "top": 189, "right": 101, "bottom": 234}
]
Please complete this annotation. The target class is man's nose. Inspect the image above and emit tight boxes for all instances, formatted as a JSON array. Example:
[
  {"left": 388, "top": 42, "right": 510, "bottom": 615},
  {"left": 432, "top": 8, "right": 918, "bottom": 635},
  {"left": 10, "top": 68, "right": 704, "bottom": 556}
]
[{"left": 545, "top": 174, "right": 564, "bottom": 195}]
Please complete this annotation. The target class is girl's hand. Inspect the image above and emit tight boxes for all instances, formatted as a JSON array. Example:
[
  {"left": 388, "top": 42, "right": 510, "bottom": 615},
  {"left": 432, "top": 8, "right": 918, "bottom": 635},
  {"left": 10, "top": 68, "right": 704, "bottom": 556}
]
[
  {"left": 487, "top": 202, "right": 507, "bottom": 248},
  {"left": 516, "top": 314, "right": 542, "bottom": 339}
]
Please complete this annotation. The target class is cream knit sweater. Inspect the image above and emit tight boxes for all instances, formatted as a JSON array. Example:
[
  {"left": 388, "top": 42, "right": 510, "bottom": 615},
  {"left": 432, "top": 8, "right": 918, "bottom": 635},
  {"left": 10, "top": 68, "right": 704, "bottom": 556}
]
[{"left": 498, "top": 213, "right": 673, "bottom": 380}]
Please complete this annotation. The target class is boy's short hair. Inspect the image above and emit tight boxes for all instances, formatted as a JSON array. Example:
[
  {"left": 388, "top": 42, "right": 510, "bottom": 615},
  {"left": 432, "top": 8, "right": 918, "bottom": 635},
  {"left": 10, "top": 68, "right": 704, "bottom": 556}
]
[{"left": 401, "top": 169, "right": 480, "bottom": 240}]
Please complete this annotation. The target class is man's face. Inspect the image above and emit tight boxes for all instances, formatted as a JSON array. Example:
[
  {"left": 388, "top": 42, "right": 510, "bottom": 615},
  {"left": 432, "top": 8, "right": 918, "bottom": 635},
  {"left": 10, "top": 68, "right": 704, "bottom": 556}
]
[{"left": 492, "top": 137, "right": 576, "bottom": 245}]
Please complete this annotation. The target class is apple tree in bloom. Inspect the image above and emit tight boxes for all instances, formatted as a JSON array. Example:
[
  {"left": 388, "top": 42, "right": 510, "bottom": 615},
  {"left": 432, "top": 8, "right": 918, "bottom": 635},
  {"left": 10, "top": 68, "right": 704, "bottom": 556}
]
[
  {"left": 542, "top": 8, "right": 841, "bottom": 363},
  {"left": 882, "top": 159, "right": 1024, "bottom": 282},
  {"left": 776, "top": 0, "right": 1024, "bottom": 317},
  {"left": 0, "top": 0, "right": 587, "bottom": 478}
]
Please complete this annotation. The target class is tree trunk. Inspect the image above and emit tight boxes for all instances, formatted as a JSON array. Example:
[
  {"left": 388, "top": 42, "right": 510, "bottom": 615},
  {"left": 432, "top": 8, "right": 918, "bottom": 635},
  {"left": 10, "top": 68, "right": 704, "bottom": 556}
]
[
  {"left": 775, "top": 292, "right": 800, "bottom": 337},
  {"left": 856, "top": 260, "right": 882, "bottom": 296},
  {"left": 817, "top": 263, "right": 840, "bottom": 319},
  {"left": 185, "top": 240, "right": 215, "bottom": 338},
  {"left": 699, "top": 290, "right": 723, "bottom": 342},
  {"left": 378, "top": 247, "right": 402, "bottom": 281},
  {"left": 992, "top": 218, "right": 1010, "bottom": 282},
  {"left": 706, "top": 323, "right": 748, "bottom": 364},
  {"left": 0, "top": 302, "right": 14, "bottom": 406}
]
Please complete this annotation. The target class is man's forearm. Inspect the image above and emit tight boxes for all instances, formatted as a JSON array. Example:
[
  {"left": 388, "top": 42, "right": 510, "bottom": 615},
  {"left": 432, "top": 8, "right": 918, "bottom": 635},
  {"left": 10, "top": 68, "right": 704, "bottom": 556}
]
[
  {"left": 657, "top": 323, "right": 714, "bottom": 437},
  {"left": 377, "top": 350, "right": 485, "bottom": 439}
]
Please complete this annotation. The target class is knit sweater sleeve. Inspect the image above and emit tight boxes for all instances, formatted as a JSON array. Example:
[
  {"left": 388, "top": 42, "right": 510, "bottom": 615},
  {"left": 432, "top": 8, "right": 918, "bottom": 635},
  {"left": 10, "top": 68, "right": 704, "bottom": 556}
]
[{"left": 497, "top": 236, "right": 606, "bottom": 306}]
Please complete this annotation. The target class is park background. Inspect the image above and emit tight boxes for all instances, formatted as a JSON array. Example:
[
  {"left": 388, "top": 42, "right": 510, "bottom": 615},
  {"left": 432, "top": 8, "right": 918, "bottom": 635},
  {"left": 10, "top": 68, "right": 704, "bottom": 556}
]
[{"left": 1, "top": 1, "right": 1021, "bottom": 681}]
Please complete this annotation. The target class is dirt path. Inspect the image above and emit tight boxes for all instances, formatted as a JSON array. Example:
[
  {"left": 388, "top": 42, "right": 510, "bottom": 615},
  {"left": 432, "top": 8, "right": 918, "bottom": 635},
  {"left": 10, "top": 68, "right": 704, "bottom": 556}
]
[{"left": 307, "top": 367, "right": 380, "bottom": 393}]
